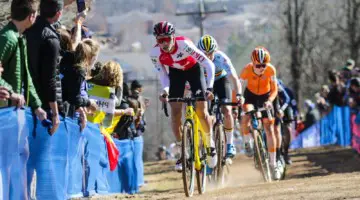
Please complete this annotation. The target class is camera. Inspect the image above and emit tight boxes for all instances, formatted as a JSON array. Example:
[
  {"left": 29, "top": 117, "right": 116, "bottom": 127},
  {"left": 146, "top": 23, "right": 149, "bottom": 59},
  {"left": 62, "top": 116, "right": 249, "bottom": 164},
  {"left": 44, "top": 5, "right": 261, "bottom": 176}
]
[{"left": 76, "top": 0, "right": 86, "bottom": 13}]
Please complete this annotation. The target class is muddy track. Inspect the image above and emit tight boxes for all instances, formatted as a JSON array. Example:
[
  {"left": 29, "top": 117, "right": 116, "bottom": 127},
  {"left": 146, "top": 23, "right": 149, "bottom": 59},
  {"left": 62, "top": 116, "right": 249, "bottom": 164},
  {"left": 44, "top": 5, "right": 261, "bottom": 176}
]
[{"left": 90, "top": 146, "right": 360, "bottom": 200}]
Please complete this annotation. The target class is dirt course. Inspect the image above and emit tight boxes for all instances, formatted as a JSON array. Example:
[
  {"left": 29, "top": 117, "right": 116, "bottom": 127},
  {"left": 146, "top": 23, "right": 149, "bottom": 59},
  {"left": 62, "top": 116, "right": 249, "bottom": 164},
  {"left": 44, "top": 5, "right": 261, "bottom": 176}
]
[{"left": 90, "top": 146, "right": 360, "bottom": 200}]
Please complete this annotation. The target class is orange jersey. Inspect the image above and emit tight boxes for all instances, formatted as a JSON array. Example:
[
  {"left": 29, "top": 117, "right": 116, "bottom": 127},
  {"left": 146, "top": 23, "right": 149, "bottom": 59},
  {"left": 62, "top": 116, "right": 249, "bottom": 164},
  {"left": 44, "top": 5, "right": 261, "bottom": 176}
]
[{"left": 239, "top": 63, "right": 278, "bottom": 101}]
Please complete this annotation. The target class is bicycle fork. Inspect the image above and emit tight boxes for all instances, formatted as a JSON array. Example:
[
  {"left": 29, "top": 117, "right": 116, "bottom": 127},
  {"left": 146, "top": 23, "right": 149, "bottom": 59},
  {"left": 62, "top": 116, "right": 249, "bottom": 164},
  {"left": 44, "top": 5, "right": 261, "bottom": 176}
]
[{"left": 193, "top": 115, "right": 207, "bottom": 171}]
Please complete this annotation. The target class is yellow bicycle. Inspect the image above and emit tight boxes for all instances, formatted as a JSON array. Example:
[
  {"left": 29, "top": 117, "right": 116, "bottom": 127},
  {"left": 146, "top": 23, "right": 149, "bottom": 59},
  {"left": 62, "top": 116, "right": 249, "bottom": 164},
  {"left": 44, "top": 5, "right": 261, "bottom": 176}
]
[{"left": 163, "top": 97, "right": 208, "bottom": 197}]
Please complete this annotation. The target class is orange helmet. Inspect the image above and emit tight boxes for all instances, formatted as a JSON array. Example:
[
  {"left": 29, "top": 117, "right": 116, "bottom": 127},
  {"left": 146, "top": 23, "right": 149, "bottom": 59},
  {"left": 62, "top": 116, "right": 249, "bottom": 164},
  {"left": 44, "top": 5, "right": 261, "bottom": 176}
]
[{"left": 251, "top": 46, "right": 271, "bottom": 64}]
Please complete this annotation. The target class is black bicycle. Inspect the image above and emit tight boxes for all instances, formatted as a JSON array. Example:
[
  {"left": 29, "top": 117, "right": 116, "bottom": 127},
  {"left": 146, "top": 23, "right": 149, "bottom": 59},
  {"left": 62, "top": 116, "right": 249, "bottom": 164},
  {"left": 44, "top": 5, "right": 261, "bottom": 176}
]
[
  {"left": 242, "top": 107, "right": 273, "bottom": 182},
  {"left": 209, "top": 99, "right": 240, "bottom": 186}
]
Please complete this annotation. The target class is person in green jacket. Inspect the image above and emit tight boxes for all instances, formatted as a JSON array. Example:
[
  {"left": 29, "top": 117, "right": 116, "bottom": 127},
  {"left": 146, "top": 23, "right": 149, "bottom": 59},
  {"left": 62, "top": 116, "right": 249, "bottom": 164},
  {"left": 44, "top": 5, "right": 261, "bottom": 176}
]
[{"left": 0, "top": 0, "right": 46, "bottom": 121}]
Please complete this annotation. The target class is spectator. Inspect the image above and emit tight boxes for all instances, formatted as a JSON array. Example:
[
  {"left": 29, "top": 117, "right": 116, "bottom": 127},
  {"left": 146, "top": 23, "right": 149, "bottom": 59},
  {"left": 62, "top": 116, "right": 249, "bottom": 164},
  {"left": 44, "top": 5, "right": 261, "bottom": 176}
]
[
  {"left": 304, "top": 99, "right": 320, "bottom": 130},
  {"left": 0, "top": 0, "right": 46, "bottom": 120},
  {"left": 112, "top": 82, "right": 135, "bottom": 140},
  {"left": 353, "top": 67, "right": 360, "bottom": 78},
  {"left": 130, "top": 80, "right": 147, "bottom": 135},
  {"left": 156, "top": 145, "right": 171, "bottom": 161},
  {"left": 340, "top": 59, "right": 355, "bottom": 84},
  {"left": 71, "top": 23, "right": 93, "bottom": 40},
  {"left": 90, "top": 61, "right": 123, "bottom": 107},
  {"left": 0, "top": 64, "right": 10, "bottom": 101},
  {"left": 327, "top": 70, "right": 346, "bottom": 107},
  {"left": 90, "top": 61, "right": 102, "bottom": 78},
  {"left": 61, "top": 39, "right": 99, "bottom": 114},
  {"left": 320, "top": 85, "right": 330, "bottom": 99},
  {"left": 315, "top": 92, "right": 330, "bottom": 116},
  {"left": 57, "top": 14, "right": 83, "bottom": 52},
  {"left": 89, "top": 61, "right": 133, "bottom": 118},
  {"left": 25, "top": 0, "right": 65, "bottom": 134},
  {"left": 295, "top": 113, "right": 305, "bottom": 136},
  {"left": 349, "top": 77, "right": 360, "bottom": 110}
]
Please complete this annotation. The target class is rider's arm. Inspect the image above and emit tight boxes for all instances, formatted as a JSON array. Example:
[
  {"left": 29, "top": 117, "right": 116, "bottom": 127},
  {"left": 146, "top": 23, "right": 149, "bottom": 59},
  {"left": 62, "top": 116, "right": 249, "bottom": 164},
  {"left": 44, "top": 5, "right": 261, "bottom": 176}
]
[
  {"left": 287, "top": 88, "right": 299, "bottom": 117},
  {"left": 150, "top": 51, "right": 170, "bottom": 94},
  {"left": 268, "top": 65, "right": 278, "bottom": 102},
  {"left": 221, "top": 52, "right": 242, "bottom": 95},
  {"left": 279, "top": 84, "right": 290, "bottom": 111},
  {"left": 158, "top": 65, "right": 170, "bottom": 94},
  {"left": 182, "top": 40, "right": 215, "bottom": 89},
  {"left": 239, "top": 64, "right": 251, "bottom": 94}
]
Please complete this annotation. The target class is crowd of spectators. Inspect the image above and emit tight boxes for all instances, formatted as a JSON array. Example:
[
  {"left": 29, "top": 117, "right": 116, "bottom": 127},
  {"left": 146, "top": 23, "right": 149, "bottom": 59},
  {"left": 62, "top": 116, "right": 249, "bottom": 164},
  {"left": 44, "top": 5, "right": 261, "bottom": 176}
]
[
  {"left": 0, "top": 0, "right": 149, "bottom": 186},
  {"left": 298, "top": 59, "right": 360, "bottom": 134}
]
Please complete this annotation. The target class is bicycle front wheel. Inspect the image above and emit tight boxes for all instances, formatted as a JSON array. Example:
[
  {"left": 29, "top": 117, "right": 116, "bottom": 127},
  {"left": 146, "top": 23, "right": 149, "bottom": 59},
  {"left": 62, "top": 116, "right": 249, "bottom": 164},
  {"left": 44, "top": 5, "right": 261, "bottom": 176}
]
[
  {"left": 196, "top": 130, "right": 207, "bottom": 194},
  {"left": 253, "top": 130, "right": 272, "bottom": 182},
  {"left": 182, "top": 120, "right": 195, "bottom": 197}
]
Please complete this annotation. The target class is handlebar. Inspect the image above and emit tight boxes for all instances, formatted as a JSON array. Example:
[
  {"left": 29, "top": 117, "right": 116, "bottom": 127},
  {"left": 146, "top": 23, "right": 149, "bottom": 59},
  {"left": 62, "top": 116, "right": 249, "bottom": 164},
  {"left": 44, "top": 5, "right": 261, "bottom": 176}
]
[
  {"left": 241, "top": 106, "right": 273, "bottom": 121},
  {"left": 167, "top": 97, "right": 205, "bottom": 103},
  {"left": 162, "top": 97, "right": 205, "bottom": 117}
]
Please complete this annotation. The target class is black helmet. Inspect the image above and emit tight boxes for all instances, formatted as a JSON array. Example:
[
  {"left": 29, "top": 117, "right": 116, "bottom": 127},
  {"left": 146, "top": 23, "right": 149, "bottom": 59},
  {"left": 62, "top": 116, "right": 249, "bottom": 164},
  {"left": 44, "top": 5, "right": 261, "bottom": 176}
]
[{"left": 153, "top": 21, "right": 175, "bottom": 37}]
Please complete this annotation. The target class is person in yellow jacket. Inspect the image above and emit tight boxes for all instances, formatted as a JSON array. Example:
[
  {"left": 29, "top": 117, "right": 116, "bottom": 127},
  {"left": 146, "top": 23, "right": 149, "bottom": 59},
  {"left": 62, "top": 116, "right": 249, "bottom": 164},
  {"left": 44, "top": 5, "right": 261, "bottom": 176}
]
[
  {"left": 86, "top": 60, "right": 133, "bottom": 171},
  {"left": 87, "top": 61, "right": 134, "bottom": 132}
]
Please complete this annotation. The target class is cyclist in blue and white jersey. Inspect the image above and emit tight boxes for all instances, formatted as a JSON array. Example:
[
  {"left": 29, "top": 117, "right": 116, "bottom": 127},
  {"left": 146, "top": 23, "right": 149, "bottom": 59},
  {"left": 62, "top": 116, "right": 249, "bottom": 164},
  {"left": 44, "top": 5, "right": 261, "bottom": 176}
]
[{"left": 197, "top": 35, "right": 244, "bottom": 158}]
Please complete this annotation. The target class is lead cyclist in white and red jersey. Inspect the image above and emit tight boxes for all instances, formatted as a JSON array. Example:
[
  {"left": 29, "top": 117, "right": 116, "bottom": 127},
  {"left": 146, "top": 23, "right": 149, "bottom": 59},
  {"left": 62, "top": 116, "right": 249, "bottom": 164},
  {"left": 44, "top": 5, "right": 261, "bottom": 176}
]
[{"left": 149, "top": 21, "right": 217, "bottom": 172}]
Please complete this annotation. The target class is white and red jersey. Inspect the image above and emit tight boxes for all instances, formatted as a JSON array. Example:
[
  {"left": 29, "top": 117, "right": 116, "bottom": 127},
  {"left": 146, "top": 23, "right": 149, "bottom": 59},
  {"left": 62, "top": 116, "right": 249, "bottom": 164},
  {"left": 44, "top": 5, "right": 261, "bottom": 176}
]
[{"left": 150, "top": 36, "right": 215, "bottom": 93}]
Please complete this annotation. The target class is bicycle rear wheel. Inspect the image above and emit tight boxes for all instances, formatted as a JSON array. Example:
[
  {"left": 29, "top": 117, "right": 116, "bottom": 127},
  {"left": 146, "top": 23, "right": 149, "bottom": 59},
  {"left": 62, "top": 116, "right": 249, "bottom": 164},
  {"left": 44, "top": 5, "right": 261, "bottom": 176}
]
[
  {"left": 196, "top": 131, "right": 207, "bottom": 194},
  {"left": 214, "top": 123, "right": 226, "bottom": 186},
  {"left": 280, "top": 125, "right": 287, "bottom": 180},
  {"left": 253, "top": 130, "right": 272, "bottom": 182},
  {"left": 182, "top": 120, "right": 195, "bottom": 197}
]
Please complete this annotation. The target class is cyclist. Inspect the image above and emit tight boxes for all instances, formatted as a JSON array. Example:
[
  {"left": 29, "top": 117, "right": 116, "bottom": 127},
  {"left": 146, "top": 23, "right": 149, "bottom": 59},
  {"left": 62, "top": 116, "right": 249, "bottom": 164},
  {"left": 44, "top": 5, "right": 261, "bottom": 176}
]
[
  {"left": 197, "top": 35, "right": 244, "bottom": 158},
  {"left": 239, "top": 46, "right": 280, "bottom": 179},
  {"left": 278, "top": 79, "right": 299, "bottom": 165},
  {"left": 272, "top": 79, "right": 291, "bottom": 175},
  {"left": 149, "top": 21, "right": 217, "bottom": 171}
]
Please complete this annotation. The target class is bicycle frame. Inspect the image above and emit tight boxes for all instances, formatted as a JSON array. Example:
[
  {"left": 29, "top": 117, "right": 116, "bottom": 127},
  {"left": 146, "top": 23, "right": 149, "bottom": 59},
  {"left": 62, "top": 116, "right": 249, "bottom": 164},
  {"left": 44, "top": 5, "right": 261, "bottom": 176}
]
[
  {"left": 246, "top": 108, "right": 272, "bottom": 130},
  {"left": 163, "top": 97, "right": 209, "bottom": 196},
  {"left": 212, "top": 100, "right": 240, "bottom": 129},
  {"left": 184, "top": 102, "right": 208, "bottom": 171}
]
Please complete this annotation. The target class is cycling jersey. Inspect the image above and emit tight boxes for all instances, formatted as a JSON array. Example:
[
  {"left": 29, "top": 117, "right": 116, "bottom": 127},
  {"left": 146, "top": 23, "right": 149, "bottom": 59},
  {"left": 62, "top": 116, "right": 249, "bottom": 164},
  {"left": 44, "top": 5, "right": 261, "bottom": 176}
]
[
  {"left": 239, "top": 62, "right": 278, "bottom": 102},
  {"left": 150, "top": 36, "right": 215, "bottom": 93},
  {"left": 206, "top": 51, "right": 238, "bottom": 101},
  {"left": 205, "top": 50, "right": 237, "bottom": 81}
]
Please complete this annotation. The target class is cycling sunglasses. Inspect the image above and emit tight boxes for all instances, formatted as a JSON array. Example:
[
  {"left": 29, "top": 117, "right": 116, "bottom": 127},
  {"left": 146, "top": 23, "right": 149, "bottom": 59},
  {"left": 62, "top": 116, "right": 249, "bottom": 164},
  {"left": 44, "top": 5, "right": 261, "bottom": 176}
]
[
  {"left": 157, "top": 37, "right": 172, "bottom": 44},
  {"left": 255, "top": 64, "right": 267, "bottom": 69}
]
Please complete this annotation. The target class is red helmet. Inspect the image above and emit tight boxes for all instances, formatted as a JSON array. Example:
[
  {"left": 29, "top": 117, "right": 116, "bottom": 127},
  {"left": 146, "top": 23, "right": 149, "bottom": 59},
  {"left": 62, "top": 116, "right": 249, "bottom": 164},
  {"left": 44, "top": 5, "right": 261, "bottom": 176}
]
[
  {"left": 251, "top": 46, "right": 271, "bottom": 64},
  {"left": 153, "top": 21, "right": 175, "bottom": 37}
]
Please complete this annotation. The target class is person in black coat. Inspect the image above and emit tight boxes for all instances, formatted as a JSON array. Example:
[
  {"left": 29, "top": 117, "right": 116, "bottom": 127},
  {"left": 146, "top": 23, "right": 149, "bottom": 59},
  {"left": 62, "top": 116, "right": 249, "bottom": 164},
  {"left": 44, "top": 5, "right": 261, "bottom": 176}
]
[{"left": 25, "top": 0, "right": 65, "bottom": 134}]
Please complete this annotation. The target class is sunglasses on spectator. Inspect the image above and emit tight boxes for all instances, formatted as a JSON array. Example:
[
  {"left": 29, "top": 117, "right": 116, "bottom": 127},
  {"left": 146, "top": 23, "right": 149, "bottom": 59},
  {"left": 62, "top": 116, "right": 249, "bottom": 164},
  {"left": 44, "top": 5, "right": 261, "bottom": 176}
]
[
  {"left": 157, "top": 37, "right": 172, "bottom": 44},
  {"left": 255, "top": 64, "right": 267, "bottom": 69}
]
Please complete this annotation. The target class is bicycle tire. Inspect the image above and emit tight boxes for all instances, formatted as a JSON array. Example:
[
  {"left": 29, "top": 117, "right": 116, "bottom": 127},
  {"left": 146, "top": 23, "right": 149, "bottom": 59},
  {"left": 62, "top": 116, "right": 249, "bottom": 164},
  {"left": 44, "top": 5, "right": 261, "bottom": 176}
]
[
  {"left": 196, "top": 131, "right": 207, "bottom": 194},
  {"left": 257, "top": 132, "right": 272, "bottom": 182},
  {"left": 182, "top": 120, "right": 195, "bottom": 197},
  {"left": 253, "top": 130, "right": 272, "bottom": 182},
  {"left": 280, "top": 125, "right": 288, "bottom": 180},
  {"left": 214, "top": 123, "right": 226, "bottom": 186}
]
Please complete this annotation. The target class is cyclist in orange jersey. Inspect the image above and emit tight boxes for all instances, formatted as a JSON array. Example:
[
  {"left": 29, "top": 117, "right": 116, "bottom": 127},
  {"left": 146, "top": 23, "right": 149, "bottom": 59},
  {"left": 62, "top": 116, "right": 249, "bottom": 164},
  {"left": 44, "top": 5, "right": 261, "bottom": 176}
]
[{"left": 239, "top": 46, "right": 281, "bottom": 180}]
